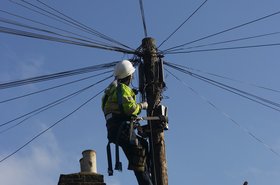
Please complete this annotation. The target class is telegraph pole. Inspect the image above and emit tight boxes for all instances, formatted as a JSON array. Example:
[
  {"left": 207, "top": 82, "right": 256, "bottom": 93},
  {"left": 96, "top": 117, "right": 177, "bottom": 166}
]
[{"left": 140, "top": 37, "right": 168, "bottom": 185}]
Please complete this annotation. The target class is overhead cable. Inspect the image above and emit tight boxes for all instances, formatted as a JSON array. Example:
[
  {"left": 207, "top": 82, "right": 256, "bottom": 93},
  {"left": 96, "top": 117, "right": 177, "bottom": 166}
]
[
  {"left": 165, "top": 62, "right": 280, "bottom": 113},
  {"left": 0, "top": 75, "right": 111, "bottom": 134},
  {"left": 163, "top": 9, "right": 280, "bottom": 53},
  {"left": 0, "top": 26, "right": 135, "bottom": 54},
  {"left": 0, "top": 75, "right": 112, "bottom": 129},
  {"left": 163, "top": 31, "right": 280, "bottom": 53},
  {"left": 9, "top": 0, "right": 96, "bottom": 38},
  {"left": 165, "top": 67, "right": 280, "bottom": 158},
  {"left": 0, "top": 88, "right": 104, "bottom": 164},
  {"left": 138, "top": 0, "right": 148, "bottom": 37},
  {"left": 10, "top": 0, "right": 132, "bottom": 50},
  {"left": 0, "top": 70, "right": 112, "bottom": 104},
  {"left": 0, "top": 61, "right": 118, "bottom": 90},
  {"left": 169, "top": 63, "right": 280, "bottom": 94},
  {"left": 164, "top": 42, "right": 280, "bottom": 54},
  {"left": 0, "top": 9, "right": 115, "bottom": 47},
  {"left": 158, "top": 0, "right": 208, "bottom": 48},
  {"left": 0, "top": 17, "right": 121, "bottom": 50},
  {"left": 0, "top": 93, "right": 75, "bottom": 134},
  {"left": 34, "top": 0, "right": 132, "bottom": 49}
]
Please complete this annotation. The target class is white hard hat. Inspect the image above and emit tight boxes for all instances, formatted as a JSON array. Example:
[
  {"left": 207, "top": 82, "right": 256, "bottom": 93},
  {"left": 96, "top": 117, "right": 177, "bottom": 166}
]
[{"left": 114, "top": 60, "right": 135, "bottom": 79}]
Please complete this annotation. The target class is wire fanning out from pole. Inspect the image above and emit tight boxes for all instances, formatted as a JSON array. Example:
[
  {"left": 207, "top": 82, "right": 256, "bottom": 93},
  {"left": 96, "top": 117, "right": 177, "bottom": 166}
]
[
  {"left": 0, "top": 71, "right": 112, "bottom": 104},
  {"left": 162, "top": 9, "right": 280, "bottom": 53},
  {"left": 0, "top": 62, "right": 117, "bottom": 90},
  {"left": 0, "top": 59, "right": 116, "bottom": 163},
  {"left": 165, "top": 67, "right": 280, "bottom": 159},
  {"left": 138, "top": 0, "right": 148, "bottom": 37},
  {"left": 162, "top": 31, "right": 280, "bottom": 54},
  {"left": 0, "top": 9, "right": 114, "bottom": 48},
  {"left": 0, "top": 26, "right": 136, "bottom": 54},
  {"left": 9, "top": 0, "right": 132, "bottom": 50},
  {"left": 0, "top": 89, "right": 105, "bottom": 164},
  {"left": 0, "top": 75, "right": 112, "bottom": 129},
  {"left": 163, "top": 42, "right": 280, "bottom": 55},
  {"left": 0, "top": 1, "right": 137, "bottom": 54},
  {"left": 166, "top": 63, "right": 280, "bottom": 94},
  {"left": 164, "top": 62, "right": 280, "bottom": 113},
  {"left": 158, "top": 0, "right": 208, "bottom": 48},
  {"left": 34, "top": 0, "right": 132, "bottom": 49},
  {"left": 0, "top": 16, "right": 116, "bottom": 50}
]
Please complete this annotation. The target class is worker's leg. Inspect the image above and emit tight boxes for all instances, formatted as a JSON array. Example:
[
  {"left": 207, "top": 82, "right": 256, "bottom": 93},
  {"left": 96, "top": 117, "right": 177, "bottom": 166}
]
[
  {"left": 122, "top": 144, "right": 153, "bottom": 185},
  {"left": 134, "top": 170, "right": 153, "bottom": 185},
  {"left": 133, "top": 136, "right": 153, "bottom": 185},
  {"left": 121, "top": 139, "right": 153, "bottom": 185}
]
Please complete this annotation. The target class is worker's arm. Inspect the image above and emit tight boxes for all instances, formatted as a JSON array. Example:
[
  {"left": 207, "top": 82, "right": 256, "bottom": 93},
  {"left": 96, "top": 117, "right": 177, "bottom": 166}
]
[{"left": 120, "top": 84, "right": 141, "bottom": 116}]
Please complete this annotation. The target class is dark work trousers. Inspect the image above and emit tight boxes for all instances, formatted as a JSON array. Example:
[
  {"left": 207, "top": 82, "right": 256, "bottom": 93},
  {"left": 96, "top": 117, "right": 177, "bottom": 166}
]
[{"left": 107, "top": 119, "right": 153, "bottom": 185}]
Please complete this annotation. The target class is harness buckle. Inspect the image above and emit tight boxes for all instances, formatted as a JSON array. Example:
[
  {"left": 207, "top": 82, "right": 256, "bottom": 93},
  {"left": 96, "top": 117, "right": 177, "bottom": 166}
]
[{"left": 105, "top": 113, "right": 113, "bottom": 121}]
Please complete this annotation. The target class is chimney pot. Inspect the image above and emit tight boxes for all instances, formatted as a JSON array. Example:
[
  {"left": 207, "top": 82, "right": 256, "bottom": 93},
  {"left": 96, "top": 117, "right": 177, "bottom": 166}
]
[{"left": 79, "top": 150, "right": 97, "bottom": 173}]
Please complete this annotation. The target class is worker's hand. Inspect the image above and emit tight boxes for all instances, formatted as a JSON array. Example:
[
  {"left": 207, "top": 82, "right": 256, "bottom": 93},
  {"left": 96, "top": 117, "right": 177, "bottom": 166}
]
[
  {"left": 132, "top": 88, "right": 139, "bottom": 95},
  {"left": 139, "top": 102, "right": 148, "bottom": 109}
]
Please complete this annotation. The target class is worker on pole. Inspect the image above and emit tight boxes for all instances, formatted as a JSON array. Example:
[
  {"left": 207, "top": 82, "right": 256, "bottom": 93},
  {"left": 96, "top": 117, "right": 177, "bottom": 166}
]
[{"left": 102, "top": 60, "right": 153, "bottom": 185}]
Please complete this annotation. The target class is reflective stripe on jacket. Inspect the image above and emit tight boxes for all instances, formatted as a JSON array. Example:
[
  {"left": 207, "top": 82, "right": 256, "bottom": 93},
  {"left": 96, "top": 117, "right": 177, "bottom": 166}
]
[{"left": 102, "top": 82, "right": 141, "bottom": 117}]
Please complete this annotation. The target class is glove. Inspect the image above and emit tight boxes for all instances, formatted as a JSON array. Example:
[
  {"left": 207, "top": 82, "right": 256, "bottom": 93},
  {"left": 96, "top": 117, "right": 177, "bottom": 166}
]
[
  {"left": 132, "top": 88, "right": 139, "bottom": 95},
  {"left": 139, "top": 102, "right": 148, "bottom": 109}
]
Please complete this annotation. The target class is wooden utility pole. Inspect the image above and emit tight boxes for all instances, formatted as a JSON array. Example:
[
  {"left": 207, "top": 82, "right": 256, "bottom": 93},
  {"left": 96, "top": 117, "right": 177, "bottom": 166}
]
[{"left": 141, "top": 37, "right": 168, "bottom": 185}]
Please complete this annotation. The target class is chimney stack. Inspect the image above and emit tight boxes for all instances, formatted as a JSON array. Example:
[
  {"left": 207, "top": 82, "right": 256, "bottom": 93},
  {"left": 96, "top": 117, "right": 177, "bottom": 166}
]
[{"left": 58, "top": 150, "right": 106, "bottom": 185}]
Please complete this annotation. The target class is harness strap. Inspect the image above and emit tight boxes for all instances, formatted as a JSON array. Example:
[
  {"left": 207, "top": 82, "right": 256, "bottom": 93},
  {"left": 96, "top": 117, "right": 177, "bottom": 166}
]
[
  {"left": 106, "top": 143, "right": 113, "bottom": 176},
  {"left": 106, "top": 121, "right": 127, "bottom": 175},
  {"left": 115, "top": 143, "right": 122, "bottom": 171},
  {"left": 117, "top": 83, "right": 124, "bottom": 114},
  {"left": 114, "top": 121, "right": 126, "bottom": 172},
  {"left": 102, "top": 94, "right": 108, "bottom": 112}
]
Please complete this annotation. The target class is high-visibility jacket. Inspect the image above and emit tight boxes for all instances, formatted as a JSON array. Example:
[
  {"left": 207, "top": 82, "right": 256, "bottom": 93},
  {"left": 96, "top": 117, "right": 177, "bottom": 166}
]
[{"left": 102, "top": 81, "right": 141, "bottom": 117}]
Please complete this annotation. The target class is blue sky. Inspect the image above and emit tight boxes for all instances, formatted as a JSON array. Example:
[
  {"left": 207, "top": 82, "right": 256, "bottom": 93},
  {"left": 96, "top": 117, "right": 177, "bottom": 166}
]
[{"left": 1, "top": 0, "right": 280, "bottom": 185}]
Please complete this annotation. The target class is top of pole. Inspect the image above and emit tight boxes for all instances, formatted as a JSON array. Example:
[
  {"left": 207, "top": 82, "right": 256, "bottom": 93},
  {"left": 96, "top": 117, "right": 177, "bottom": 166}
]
[{"left": 142, "top": 37, "right": 157, "bottom": 53}]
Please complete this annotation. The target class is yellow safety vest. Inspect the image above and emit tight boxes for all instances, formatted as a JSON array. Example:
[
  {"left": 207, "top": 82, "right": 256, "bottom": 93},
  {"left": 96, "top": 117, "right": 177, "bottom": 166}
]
[{"left": 102, "top": 82, "right": 141, "bottom": 117}]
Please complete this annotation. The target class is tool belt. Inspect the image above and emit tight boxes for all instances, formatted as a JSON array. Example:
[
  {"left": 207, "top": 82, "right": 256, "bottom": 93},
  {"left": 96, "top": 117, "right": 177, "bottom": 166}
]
[{"left": 106, "top": 116, "right": 147, "bottom": 175}]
